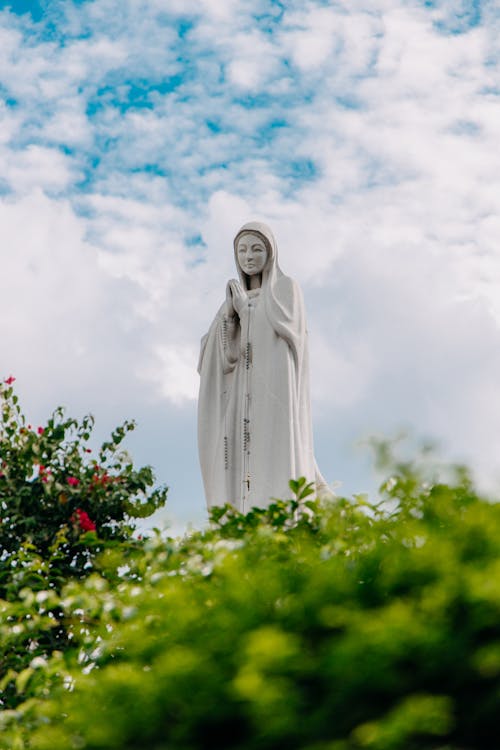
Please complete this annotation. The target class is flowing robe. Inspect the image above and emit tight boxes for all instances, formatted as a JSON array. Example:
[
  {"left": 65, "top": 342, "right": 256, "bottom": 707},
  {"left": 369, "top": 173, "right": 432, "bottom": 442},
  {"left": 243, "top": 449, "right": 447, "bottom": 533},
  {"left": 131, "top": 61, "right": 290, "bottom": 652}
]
[{"left": 198, "top": 270, "right": 324, "bottom": 512}]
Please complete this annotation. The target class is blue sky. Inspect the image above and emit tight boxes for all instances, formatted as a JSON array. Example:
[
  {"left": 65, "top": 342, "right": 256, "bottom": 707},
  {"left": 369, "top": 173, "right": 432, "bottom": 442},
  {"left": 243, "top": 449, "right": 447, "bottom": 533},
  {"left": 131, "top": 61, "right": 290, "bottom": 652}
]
[{"left": 1, "top": 0, "right": 500, "bottom": 532}]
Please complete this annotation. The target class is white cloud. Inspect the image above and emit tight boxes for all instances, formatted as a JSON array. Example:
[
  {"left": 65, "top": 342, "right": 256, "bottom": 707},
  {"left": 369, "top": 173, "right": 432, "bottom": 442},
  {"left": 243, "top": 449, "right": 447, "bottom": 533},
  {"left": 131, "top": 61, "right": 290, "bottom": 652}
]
[
  {"left": 0, "top": 190, "right": 104, "bottom": 388},
  {"left": 282, "top": 6, "right": 343, "bottom": 71},
  {"left": 310, "top": 331, "right": 376, "bottom": 408},
  {"left": 2, "top": 145, "right": 78, "bottom": 193},
  {"left": 226, "top": 30, "right": 280, "bottom": 90},
  {"left": 41, "top": 103, "right": 92, "bottom": 148},
  {"left": 141, "top": 344, "right": 200, "bottom": 405},
  {"left": 0, "top": 101, "right": 21, "bottom": 144}
]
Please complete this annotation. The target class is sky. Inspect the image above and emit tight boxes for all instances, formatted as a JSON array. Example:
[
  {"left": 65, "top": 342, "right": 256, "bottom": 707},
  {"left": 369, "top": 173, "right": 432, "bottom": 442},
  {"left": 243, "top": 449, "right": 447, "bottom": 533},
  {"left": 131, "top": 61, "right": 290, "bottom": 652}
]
[{"left": 1, "top": 0, "right": 500, "bottom": 533}]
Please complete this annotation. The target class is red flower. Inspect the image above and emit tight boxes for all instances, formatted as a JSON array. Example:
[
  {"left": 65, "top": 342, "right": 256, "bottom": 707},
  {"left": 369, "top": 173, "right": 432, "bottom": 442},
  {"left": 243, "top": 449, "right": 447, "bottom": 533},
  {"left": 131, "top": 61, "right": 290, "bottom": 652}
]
[
  {"left": 74, "top": 508, "right": 96, "bottom": 532},
  {"left": 39, "top": 465, "right": 51, "bottom": 483},
  {"left": 37, "top": 427, "right": 44, "bottom": 435},
  {"left": 67, "top": 476, "right": 80, "bottom": 486},
  {"left": 4, "top": 376, "right": 15, "bottom": 385},
  {"left": 91, "top": 470, "right": 112, "bottom": 487}
]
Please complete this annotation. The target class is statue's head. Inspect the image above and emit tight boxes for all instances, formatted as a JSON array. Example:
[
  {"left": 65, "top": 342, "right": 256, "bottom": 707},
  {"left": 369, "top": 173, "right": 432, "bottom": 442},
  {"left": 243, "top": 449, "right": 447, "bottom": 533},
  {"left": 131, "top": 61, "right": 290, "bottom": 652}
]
[
  {"left": 233, "top": 221, "right": 276, "bottom": 277},
  {"left": 234, "top": 231, "right": 268, "bottom": 277}
]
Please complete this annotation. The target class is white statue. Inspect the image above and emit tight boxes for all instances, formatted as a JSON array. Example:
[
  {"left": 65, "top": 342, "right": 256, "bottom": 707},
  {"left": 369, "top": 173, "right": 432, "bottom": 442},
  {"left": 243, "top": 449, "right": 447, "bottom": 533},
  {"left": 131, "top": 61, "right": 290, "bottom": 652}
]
[{"left": 198, "top": 221, "right": 328, "bottom": 512}]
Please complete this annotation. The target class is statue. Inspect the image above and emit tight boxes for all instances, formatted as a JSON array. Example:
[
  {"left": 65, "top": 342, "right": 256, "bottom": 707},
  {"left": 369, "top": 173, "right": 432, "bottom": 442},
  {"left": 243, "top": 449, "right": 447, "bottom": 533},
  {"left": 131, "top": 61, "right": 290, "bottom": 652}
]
[{"left": 198, "top": 221, "right": 328, "bottom": 511}]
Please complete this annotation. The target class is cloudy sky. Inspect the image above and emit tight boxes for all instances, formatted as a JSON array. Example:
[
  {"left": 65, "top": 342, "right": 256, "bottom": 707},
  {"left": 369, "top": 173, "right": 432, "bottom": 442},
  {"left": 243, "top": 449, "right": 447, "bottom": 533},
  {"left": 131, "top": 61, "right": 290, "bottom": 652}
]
[{"left": 1, "top": 0, "right": 499, "bottom": 532}]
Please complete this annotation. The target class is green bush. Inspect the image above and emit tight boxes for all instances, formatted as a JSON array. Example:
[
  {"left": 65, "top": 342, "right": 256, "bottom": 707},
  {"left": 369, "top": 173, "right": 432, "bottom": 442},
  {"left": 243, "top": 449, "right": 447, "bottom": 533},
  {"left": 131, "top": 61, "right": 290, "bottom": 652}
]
[
  {"left": 0, "top": 377, "right": 167, "bottom": 713},
  {"left": 2, "top": 451, "right": 499, "bottom": 750}
]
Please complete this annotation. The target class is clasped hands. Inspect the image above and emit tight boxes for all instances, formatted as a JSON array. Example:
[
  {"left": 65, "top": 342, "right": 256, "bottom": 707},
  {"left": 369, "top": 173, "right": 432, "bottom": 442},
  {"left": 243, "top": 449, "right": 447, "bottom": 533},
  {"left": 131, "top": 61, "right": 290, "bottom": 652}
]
[{"left": 226, "top": 279, "right": 247, "bottom": 319}]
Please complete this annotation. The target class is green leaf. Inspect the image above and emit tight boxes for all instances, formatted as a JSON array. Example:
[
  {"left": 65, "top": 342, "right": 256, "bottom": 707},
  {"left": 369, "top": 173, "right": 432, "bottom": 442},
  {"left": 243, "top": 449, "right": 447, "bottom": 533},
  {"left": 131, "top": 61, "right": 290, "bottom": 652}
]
[{"left": 15, "top": 667, "right": 34, "bottom": 694}]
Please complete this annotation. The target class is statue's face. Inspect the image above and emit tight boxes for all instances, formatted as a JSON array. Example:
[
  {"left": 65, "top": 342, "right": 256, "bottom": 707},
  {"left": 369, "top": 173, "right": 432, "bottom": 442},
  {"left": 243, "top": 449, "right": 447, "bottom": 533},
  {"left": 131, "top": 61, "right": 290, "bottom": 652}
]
[{"left": 236, "top": 233, "right": 268, "bottom": 276}]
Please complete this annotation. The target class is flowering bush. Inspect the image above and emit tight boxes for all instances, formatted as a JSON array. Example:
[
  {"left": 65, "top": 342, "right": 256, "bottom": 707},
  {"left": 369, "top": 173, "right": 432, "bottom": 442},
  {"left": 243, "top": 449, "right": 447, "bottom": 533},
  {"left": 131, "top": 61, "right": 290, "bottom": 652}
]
[
  {"left": 0, "top": 377, "right": 167, "bottom": 595},
  {"left": 0, "top": 377, "right": 167, "bottom": 712}
]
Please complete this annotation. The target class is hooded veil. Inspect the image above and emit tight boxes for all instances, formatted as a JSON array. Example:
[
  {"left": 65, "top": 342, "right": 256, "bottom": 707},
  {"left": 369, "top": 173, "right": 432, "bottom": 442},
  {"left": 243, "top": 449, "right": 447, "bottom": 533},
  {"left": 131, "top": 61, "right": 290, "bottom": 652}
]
[{"left": 198, "top": 221, "right": 327, "bottom": 511}]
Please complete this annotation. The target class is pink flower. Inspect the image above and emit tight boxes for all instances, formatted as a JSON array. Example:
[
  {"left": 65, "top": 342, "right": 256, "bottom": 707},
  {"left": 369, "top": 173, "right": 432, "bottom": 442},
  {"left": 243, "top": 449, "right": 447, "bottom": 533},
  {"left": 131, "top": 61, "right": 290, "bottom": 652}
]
[
  {"left": 37, "top": 427, "right": 44, "bottom": 435},
  {"left": 4, "top": 376, "right": 15, "bottom": 385},
  {"left": 67, "top": 476, "right": 80, "bottom": 486}
]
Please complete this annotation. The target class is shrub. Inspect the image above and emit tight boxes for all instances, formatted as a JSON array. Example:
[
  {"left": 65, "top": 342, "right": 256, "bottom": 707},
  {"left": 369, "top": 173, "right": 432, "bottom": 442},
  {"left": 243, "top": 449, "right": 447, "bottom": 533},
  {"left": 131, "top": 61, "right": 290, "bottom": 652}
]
[
  {"left": 3, "top": 456, "right": 500, "bottom": 750},
  {"left": 0, "top": 377, "right": 167, "bottom": 713}
]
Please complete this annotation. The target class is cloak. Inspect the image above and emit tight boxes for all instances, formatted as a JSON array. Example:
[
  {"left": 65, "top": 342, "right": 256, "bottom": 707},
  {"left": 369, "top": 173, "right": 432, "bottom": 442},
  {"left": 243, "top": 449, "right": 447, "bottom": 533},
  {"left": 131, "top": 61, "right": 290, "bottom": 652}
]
[{"left": 198, "top": 221, "right": 327, "bottom": 511}]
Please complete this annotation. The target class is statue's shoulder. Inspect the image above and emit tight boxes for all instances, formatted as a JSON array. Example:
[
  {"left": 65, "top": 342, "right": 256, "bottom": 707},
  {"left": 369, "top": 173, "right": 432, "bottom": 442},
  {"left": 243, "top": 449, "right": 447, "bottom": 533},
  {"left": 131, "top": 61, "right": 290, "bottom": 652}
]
[{"left": 275, "top": 274, "right": 304, "bottom": 303}]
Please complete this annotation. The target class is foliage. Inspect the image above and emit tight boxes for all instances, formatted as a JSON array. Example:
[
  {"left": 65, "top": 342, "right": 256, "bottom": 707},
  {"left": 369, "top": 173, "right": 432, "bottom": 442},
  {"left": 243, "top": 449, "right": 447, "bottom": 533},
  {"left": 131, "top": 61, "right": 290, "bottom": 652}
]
[
  {"left": 2, "top": 379, "right": 500, "bottom": 748},
  {"left": 0, "top": 441, "right": 499, "bottom": 749},
  {"left": 0, "top": 377, "right": 167, "bottom": 713},
  {"left": 0, "top": 377, "right": 168, "bottom": 590}
]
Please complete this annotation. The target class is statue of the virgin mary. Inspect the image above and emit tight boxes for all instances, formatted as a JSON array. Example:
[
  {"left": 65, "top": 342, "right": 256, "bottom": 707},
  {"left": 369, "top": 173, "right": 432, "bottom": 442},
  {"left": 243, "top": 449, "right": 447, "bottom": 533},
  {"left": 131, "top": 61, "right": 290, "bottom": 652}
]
[{"left": 198, "top": 221, "right": 328, "bottom": 511}]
